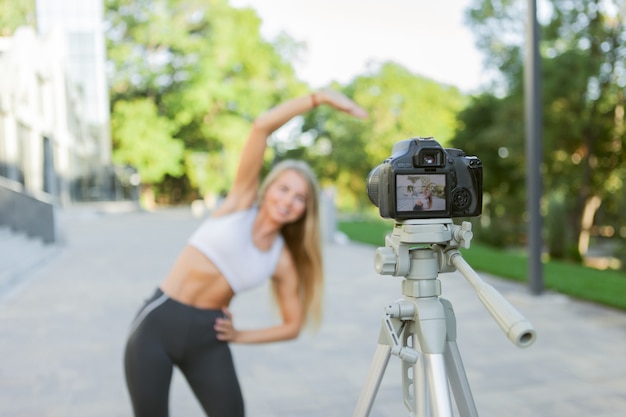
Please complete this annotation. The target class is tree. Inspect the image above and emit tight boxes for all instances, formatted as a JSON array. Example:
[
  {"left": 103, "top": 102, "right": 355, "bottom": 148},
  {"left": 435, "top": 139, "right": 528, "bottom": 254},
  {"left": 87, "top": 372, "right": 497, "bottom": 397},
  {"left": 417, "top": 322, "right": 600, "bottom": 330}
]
[
  {"left": 0, "top": 0, "right": 35, "bottom": 36},
  {"left": 452, "top": 93, "right": 528, "bottom": 247},
  {"left": 105, "top": 0, "right": 306, "bottom": 203},
  {"left": 110, "top": 98, "right": 185, "bottom": 203},
  {"left": 464, "top": 0, "right": 626, "bottom": 259},
  {"left": 541, "top": 0, "right": 626, "bottom": 258}
]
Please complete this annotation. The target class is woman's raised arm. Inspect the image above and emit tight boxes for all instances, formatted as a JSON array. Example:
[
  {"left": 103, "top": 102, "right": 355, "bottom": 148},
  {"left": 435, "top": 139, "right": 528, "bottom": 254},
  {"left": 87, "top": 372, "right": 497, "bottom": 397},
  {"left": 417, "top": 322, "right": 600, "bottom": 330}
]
[{"left": 216, "top": 90, "right": 367, "bottom": 214}]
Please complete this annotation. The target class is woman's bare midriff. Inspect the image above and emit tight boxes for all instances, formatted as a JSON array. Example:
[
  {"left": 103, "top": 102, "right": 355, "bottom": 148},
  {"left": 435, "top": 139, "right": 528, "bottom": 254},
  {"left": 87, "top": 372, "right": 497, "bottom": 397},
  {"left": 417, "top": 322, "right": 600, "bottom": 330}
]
[{"left": 160, "top": 245, "right": 235, "bottom": 309}]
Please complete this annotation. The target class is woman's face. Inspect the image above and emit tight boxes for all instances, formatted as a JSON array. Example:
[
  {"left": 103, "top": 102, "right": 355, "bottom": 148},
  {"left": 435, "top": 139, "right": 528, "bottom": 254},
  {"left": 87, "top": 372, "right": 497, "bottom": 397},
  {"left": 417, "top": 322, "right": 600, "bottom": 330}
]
[{"left": 262, "top": 169, "right": 309, "bottom": 225}]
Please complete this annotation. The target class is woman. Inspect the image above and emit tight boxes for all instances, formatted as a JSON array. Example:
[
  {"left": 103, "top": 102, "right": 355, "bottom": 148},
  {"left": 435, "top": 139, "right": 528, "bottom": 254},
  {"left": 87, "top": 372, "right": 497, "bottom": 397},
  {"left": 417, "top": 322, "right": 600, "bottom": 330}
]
[
  {"left": 124, "top": 90, "right": 368, "bottom": 417},
  {"left": 413, "top": 186, "right": 433, "bottom": 211}
]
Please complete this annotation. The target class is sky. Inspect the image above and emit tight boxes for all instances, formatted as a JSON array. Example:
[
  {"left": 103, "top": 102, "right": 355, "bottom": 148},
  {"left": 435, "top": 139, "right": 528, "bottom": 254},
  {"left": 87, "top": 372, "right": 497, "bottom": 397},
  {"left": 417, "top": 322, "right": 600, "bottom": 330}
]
[{"left": 230, "top": 0, "right": 486, "bottom": 93}]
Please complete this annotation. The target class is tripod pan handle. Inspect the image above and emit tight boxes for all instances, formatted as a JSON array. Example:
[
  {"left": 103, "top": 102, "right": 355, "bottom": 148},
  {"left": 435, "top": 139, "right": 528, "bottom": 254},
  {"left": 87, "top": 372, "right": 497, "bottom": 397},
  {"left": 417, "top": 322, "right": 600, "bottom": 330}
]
[{"left": 451, "top": 253, "right": 536, "bottom": 348}]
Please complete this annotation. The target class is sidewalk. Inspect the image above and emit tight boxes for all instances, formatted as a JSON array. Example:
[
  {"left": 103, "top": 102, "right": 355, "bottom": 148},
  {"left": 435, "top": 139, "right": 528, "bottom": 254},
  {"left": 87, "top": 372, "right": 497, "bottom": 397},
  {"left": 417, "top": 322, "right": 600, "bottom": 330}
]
[{"left": 0, "top": 207, "right": 625, "bottom": 417}]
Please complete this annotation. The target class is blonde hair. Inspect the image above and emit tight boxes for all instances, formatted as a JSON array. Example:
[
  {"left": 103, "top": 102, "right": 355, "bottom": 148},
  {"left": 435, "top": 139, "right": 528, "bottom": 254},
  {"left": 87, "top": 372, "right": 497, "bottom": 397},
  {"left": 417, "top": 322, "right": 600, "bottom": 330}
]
[{"left": 258, "top": 159, "right": 324, "bottom": 329}]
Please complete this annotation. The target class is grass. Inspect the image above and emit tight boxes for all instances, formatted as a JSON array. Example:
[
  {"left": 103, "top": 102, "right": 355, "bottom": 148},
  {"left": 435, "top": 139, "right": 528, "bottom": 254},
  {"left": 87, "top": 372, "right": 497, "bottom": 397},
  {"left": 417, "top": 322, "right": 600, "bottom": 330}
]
[{"left": 338, "top": 217, "right": 626, "bottom": 312}]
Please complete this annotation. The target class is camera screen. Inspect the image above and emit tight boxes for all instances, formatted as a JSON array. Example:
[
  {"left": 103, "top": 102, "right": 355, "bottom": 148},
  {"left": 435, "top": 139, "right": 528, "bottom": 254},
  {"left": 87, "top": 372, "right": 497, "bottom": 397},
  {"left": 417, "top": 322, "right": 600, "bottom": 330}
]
[{"left": 395, "top": 174, "right": 446, "bottom": 213}]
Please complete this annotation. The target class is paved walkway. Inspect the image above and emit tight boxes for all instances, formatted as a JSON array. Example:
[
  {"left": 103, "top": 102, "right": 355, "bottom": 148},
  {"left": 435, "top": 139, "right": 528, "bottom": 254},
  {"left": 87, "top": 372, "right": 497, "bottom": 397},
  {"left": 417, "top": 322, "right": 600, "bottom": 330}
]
[{"left": 1, "top": 206, "right": 625, "bottom": 417}]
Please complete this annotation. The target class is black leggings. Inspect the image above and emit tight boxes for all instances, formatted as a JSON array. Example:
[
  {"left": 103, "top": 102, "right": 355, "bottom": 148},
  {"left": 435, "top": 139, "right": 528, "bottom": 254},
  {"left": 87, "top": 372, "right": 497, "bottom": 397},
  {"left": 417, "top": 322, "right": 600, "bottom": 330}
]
[{"left": 124, "top": 288, "right": 244, "bottom": 417}]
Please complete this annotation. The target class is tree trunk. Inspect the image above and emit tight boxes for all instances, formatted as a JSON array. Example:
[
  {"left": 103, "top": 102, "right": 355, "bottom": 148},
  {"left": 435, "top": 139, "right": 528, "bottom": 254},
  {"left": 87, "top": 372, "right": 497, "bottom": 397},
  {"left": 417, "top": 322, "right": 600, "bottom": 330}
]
[{"left": 578, "top": 195, "right": 601, "bottom": 256}]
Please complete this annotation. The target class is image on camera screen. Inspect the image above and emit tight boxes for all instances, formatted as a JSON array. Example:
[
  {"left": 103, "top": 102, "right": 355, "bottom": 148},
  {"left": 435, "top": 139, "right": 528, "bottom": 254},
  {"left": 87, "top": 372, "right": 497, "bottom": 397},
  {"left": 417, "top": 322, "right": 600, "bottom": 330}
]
[{"left": 396, "top": 174, "right": 446, "bottom": 212}]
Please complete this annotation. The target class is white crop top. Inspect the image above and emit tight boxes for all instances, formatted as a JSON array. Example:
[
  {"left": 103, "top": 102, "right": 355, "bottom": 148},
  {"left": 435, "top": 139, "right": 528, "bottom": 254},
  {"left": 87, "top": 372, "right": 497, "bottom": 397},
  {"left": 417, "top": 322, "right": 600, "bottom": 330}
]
[{"left": 188, "top": 207, "right": 284, "bottom": 293}]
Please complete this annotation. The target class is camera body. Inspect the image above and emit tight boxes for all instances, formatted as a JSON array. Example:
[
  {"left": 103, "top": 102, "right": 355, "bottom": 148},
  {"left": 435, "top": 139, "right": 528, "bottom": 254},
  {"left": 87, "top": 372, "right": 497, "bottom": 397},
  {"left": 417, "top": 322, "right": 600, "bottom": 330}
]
[{"left": 367, "top": 137, "right": 483, "bottom": 220}]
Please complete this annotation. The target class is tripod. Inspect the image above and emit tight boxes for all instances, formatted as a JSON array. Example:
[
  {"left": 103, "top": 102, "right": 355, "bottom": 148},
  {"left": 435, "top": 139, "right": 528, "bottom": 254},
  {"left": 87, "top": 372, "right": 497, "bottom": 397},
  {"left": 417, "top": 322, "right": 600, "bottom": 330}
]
[{"left": 353, "top": 219, "right": 536, "bottom": 417}]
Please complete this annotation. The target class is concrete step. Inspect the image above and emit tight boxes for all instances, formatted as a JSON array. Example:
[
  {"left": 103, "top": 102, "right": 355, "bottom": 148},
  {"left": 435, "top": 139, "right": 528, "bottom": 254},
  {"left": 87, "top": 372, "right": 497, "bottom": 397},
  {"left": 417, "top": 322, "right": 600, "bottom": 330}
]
[{"left": 0, "top": 226, "right": 59, "bottom": 297}]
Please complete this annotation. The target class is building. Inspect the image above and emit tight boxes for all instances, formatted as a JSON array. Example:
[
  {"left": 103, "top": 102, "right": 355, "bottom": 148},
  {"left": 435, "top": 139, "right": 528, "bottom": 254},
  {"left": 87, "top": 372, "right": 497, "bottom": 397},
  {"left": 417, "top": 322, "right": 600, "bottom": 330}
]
[
  {"left": 0, "top": 0, "right": 135, "bottom": 243},
  {"left": 36, "top": 0, "right": 111, "bottom": 171},
  {"left": 0, "top": 25, "right": 94, "bottom": 206}
]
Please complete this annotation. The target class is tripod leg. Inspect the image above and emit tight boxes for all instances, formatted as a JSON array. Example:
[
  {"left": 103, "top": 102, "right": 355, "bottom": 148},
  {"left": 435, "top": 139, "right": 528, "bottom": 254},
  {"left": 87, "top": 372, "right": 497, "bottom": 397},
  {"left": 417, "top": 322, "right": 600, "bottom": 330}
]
[
  {"left": 445, "top": 342, "right": 479, "bottom": 417},
  {"left": 441, "top": 298, "right": 479, "bottom": 417},
  {"left": 423, "top": 353, "right": 454, "bottom": 417},
  {"left": 352, "top": 343, "right": 392, "bottom": 417}
]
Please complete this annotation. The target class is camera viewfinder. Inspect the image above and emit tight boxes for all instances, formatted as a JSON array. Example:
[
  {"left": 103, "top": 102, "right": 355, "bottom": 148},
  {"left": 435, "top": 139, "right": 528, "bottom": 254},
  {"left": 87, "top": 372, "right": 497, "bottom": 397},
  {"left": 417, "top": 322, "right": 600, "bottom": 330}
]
[{"left": 415, "top": 149, "right": 444, "bottom": 167}]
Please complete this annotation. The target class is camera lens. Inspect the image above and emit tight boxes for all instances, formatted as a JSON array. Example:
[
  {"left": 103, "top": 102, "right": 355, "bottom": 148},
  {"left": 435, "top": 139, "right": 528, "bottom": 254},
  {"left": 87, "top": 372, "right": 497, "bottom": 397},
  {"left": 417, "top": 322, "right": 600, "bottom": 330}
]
[{"left": 366, "top": 166, "right": 381, "bottom": 207}]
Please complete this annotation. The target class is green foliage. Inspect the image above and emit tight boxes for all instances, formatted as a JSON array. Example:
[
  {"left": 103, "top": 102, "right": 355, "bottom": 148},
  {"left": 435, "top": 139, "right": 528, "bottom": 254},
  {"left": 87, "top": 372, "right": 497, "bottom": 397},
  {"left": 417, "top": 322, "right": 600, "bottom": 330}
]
[
  {"left": 337, "top": 218, "right": 394, "bottom": 247},
  {"left": 111, "top": 99, "right": 184, "bottom": 183},
  {"left": 0, "top": 0, "right": 35, "bottom": 36},
  {"left": 351, "top": 63, "right": 467, "bottom": 156},
  {"left": 105, "top": 0, "right": 306, "bottom": 199},
  {"left": 462, "top": 0, "right": 626, "bottom": 256},
  {"left": 451, "top": 93, "right": 527, "bottom": 246},
  {"left": 545, "top": 192, "right": 568, "bottom": 259}
]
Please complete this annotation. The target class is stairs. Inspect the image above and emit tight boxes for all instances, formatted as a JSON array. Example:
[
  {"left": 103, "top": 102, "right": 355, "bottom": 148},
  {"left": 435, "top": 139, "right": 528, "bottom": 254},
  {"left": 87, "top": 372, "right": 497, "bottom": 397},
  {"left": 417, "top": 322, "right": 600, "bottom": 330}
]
[{"left": 0, "top": 227, "right": 59, "bottom": 297}]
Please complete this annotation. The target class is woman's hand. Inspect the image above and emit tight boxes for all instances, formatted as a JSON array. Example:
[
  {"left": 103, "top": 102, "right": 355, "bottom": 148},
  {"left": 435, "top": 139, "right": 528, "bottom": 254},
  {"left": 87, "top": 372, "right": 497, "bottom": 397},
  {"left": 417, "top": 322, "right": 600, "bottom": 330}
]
[
  {"left": 315, "top": 89, "right": 369, "bottom": 119},
  {"left": 214, "top": 306, "right": 301, "bottom": 344},
  {"left": 214, "top": 308, "right": 239, "bottom": 342}
]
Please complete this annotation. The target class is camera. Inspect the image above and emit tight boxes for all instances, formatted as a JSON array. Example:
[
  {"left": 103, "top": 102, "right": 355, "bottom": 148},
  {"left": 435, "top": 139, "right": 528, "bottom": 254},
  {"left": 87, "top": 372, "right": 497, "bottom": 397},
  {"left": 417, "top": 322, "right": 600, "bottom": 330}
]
[{"left": 367, "top": 137, "right": 483, "bottom": 220}]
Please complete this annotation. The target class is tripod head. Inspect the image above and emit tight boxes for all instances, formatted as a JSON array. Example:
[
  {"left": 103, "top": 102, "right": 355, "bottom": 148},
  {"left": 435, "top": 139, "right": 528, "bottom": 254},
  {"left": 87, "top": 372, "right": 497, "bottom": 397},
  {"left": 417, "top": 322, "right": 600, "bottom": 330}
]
[{"left": 374, "top": 219, "right": 536, "bottom": 348}]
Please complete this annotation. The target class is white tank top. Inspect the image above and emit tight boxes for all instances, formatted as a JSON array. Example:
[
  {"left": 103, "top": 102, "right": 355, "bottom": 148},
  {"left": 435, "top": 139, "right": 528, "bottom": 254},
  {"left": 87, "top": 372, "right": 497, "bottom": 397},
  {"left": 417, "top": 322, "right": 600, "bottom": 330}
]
[{"left": 188, "top": 207, "right": 284, "bottom": 293}]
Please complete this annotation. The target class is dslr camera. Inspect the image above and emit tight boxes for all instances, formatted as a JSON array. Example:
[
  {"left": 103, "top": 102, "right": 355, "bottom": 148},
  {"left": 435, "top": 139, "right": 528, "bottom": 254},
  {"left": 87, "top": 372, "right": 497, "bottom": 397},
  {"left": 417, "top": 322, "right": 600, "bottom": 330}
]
[{"left": 367, "top": 137, "right": 483, "bottom": 220}]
